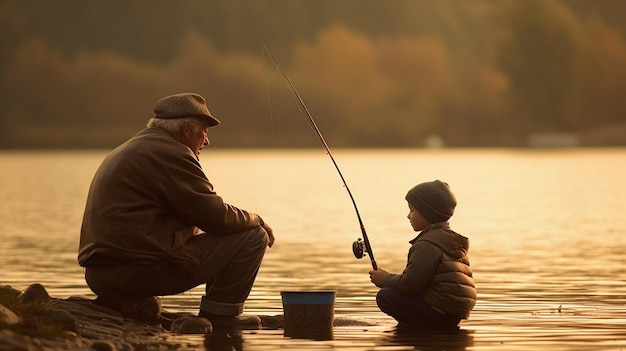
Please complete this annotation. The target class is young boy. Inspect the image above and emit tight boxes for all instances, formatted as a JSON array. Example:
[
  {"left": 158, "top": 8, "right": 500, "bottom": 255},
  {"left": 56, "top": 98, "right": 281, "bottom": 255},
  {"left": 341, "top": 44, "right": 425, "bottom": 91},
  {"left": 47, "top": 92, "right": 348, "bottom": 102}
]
[{"left": 369, "top": 180, "right": 476, "bottom": 330}]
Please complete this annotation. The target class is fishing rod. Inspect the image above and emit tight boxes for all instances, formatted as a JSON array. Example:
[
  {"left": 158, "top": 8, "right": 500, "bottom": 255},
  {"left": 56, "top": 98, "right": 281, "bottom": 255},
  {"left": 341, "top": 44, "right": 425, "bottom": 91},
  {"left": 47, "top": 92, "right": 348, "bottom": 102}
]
[{"left": 262, "top": 44, "right": 378, "bottom": 270}]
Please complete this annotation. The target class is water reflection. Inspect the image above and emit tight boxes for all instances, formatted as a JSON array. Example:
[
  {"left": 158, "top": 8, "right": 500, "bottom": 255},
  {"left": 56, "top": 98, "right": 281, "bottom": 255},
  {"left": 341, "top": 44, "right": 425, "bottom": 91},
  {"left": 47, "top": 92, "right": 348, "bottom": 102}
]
[
  {"left": 388, "top": 328, "right": 474, "bottom": 351},
  {"left": 204, "top": 329, "right": 244, "bottom": 351},
  {"left": 284, "top": 327, "right": 333, "bottom": 341}
]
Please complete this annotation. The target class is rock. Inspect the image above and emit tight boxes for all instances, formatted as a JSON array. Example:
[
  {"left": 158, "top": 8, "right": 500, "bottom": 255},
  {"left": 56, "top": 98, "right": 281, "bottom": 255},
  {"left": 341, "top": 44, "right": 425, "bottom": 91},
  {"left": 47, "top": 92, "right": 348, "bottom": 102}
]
[
  {"left": 44, "top": 308, "right": 79, "bottom": 332},
  {"left": 259, "top": 314, "right": 284, "bottom": 329},
  {"left": 171, "top": 316, "right": 213, "bottom": 334},
  {"left": 18, "top": 283, "right": 50, "bottom": 303},
  {"left": 90, "top": 340, "right": 118, "bottom": 351},
  {"left": 0, "top": 329, "right": 36, "bottom": 351},
  {"left": 334, "top": 317, "right": 377, "bottom": 326},
  {"left": 93, "top": 295, "right": 162, "bottom": 325},
  {"left": 0, "top": 303, "right": 21, "bottom": 325},
  {"left": 0, "top": 284, "right": 21, "bottom": 299}
]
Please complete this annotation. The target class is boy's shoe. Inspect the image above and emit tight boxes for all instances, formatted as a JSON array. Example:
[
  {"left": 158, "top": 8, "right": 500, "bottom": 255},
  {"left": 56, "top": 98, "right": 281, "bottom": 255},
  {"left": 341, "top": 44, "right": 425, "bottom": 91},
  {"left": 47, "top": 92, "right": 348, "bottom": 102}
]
[{"left": 198, "top": 311, "right": 261, "bottom": 330}]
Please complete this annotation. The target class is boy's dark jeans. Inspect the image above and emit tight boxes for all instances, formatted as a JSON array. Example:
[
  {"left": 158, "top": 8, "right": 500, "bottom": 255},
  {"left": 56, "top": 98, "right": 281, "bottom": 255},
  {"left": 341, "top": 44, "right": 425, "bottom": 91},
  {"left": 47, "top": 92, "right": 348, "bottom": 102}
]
[{"left": 376, "top": 287, "right": 461, "bottom": 330}]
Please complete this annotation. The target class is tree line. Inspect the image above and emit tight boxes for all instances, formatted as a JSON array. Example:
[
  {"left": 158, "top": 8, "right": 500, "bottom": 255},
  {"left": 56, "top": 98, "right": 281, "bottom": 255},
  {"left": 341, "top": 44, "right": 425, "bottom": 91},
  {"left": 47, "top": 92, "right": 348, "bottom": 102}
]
[{"left": 1, "top": 0, "right": 625, "bottom": 148}]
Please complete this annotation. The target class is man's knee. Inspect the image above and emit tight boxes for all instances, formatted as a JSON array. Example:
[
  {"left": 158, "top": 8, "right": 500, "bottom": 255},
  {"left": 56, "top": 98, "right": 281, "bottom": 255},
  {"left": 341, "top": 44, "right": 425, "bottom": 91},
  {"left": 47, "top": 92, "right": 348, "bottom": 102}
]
[{"left": 245, "top": 226, "right": 269, "bottom": 251}]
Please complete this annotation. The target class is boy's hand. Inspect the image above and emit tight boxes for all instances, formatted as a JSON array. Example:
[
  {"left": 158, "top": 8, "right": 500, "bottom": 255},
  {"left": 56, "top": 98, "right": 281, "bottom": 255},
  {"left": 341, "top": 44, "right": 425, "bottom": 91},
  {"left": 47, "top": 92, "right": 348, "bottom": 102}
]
[{"left": 369, "top": 269, "right": 390, "bottom": 288}]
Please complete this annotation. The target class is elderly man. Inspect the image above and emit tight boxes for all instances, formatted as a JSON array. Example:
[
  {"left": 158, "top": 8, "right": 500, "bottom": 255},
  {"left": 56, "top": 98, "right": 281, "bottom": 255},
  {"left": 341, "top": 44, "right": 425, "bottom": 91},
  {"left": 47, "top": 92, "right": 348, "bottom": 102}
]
[{"left": 79, "top": 93, "right": 274, "bottom": 330}]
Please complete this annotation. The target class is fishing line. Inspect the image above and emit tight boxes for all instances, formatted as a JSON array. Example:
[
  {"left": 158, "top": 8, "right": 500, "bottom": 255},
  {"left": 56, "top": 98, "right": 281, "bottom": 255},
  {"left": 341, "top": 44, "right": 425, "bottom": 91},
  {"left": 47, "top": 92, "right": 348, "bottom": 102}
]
[
  {"left": 262, "top": 44, "right": 378, "bottom": 270},
  {"left": 262, "top": 46, "right": 278, "bottom": 148}
]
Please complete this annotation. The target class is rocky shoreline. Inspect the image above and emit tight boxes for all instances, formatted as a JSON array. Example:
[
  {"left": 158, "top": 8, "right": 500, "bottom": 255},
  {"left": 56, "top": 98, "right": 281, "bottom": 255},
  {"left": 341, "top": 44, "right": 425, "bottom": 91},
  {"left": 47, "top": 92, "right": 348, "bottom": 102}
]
[
  {"left": 0, "top": 284, "right": 281, "bottom": 351},
  {"left": 1, "top": 284, "right": 376, "bottom": 351}
]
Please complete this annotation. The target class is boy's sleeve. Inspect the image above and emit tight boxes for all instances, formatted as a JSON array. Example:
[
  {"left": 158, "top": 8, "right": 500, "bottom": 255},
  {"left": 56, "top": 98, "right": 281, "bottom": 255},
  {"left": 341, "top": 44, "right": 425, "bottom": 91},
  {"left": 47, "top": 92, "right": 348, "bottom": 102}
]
[{"left": 383, "top": 241, "right": 442, "bottom": 295}]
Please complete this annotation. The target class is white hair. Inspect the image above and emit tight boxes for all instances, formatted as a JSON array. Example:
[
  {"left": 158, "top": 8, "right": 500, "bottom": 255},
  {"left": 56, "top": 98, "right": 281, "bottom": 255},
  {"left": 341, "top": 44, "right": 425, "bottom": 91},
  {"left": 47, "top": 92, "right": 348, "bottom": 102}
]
[{"left": 146, "top": 117, "right": 203, "bottom": 134}]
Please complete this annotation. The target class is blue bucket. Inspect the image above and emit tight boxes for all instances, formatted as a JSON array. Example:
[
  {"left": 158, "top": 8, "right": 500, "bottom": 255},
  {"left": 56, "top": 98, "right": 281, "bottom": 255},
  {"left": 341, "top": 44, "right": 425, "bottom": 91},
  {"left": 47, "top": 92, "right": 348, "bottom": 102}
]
[{"left": 281, "top": 290, "right": 336, "bottom": 340}]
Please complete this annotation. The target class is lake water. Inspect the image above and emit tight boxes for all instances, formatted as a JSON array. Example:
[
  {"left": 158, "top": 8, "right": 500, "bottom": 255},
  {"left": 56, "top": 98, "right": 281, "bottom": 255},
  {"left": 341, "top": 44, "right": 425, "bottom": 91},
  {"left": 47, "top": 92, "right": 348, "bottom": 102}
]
[{"left": 1, "top": 148, "right": 625, "bottom": 350}]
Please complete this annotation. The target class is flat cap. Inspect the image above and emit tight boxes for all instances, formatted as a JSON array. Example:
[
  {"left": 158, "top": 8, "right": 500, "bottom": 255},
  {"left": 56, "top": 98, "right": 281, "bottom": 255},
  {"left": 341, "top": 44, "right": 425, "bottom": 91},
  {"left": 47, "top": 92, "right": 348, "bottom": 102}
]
[{"left": 154, "top": 93, "right": 220, "bottom": 126}]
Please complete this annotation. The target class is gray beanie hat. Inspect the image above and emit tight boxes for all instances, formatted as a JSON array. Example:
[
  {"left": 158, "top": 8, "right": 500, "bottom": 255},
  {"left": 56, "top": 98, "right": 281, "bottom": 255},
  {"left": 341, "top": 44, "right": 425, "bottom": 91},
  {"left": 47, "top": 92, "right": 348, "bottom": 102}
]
[
  {"left": 405, "top": 180, "right": 457, "bottom": 224},
  {"left": 154, "top": 93, "right": 220, "bottom": 127}
]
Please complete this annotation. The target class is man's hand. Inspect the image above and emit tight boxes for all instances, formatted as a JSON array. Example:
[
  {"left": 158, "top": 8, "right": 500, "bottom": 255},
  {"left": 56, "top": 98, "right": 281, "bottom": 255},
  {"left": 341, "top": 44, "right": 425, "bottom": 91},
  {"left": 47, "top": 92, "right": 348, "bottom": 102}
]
[
  {"left": 369, "top": 268, "right": 390, "bottom": 288},
  {"left": 262, "top": 222, "right": 275, "bottom": 248}
]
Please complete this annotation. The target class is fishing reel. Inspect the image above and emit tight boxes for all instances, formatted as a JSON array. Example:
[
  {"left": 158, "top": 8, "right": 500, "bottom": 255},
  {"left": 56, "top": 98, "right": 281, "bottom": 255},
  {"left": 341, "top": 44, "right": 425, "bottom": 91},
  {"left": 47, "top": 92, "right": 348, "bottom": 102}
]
[{"left": 352, "top": 238, "right": 369, "bottom": 259}]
